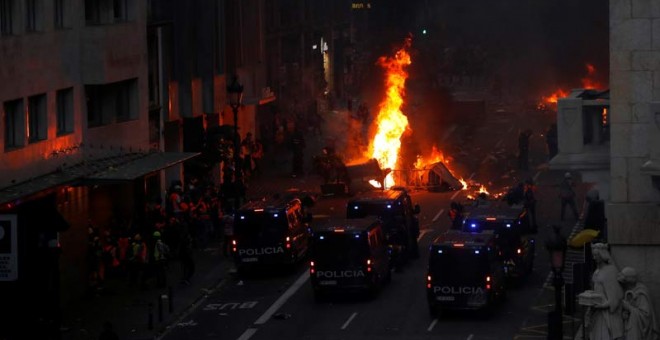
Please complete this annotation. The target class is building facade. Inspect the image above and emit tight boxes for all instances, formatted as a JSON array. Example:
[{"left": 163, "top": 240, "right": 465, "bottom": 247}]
[{"left": 608, "top": 0, "right": 660, "bottom": 320}]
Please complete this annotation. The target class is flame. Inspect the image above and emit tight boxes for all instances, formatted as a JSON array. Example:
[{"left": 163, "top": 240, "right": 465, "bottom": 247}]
[
  {"left": 415, "top": 145, "right": 451, "bottom": 169},
  {"left": 541, "top": 63, "right": 604, "bottom": 105},
  {"left": 369, "top": 37, "right": 412, "bottom": 187},
  {"left": 459, "top": 178, "right": 468, "bottom": 190},
  {"left": 542, "top": 89, "right": 570, "bottom": 104},
  {"left": 478, "top": 185, "right": 489, "bottom": 195},
  {"left": 581, "top": 63, "right": 602, "bottom": 89}
]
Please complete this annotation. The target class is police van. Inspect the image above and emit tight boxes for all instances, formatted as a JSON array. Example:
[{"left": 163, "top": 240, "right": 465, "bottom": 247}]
[
  {"left": 232, "top": 197, "right": 311, "bottom": 272},
  {"left": 309, "top": 217, "right": 391, "bottom": 300},
  {"left": 426, "top": 230, "right": 506, "bottom": 316},
  {"left": 345, "top": 188, "right": 421, "bottom": 266},
  {"left": 462, "top": 202, "right": 535, "bottom": 281}
]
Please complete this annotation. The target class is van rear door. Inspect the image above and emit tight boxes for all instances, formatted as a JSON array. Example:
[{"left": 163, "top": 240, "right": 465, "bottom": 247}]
[
  {"left": 428, "top": 246, "right": 490, "bottom": 309},
  {"left": 311, "top": 232, "right": 370, "bottom": 288},
  {"left": 234, "top": 211, "right": 288, "bottom": 263}
]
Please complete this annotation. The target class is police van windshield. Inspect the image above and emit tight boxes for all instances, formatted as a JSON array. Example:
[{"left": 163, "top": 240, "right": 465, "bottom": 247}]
[
  {"left": 235, "top": 211, "right": 288, "bottom": 240},
  {"left": 430, "top": 247, "right": 490, "bottom": 285},
  {"left": 312, "top": 233, "right": 369, "bottom": 266}
]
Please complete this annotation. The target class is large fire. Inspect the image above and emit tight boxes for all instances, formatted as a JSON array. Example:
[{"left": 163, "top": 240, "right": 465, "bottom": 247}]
[
  {"left": 368, "top": 38, "right": 412, "bottom": 187},
  {"left": 541, "top": 63, "right": 604, "bottom": 105},
  {"left": 365, "top": 38, "right": 469, "bottom": 191}
]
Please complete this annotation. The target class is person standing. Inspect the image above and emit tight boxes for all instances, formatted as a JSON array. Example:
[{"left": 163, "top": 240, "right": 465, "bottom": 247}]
[
  {"left": 290, "top": 127, "right": 306, "bottom": 177},
  {"left": 222, "top": 208, "right": 235, "bottom": 257},
  {"left": 151, "top": 231, "right": 170, "bottom": 288},
  {"left": 241, "top": 132, "right": 255, "bottom": 181},
  {"left": 546, "top": 123, "right": 558, "bottom": 160},
  {"left": 251, "top": 138, "right": 264, "bottom": 178},
  {"left": 559, "top": 172, "right": 580, "bottom": 221},
  {"left": 518, "top": 129, "right": 531, "bottom": 170},
  {"left": 179, "top": 231, "right": 195, "bottom": 285},
  {"left": 523, "top": 178, "right": 538, "bottom": 233}
]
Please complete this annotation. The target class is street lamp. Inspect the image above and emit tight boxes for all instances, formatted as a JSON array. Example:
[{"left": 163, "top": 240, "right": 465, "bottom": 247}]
[
  {"left": 227, "top": 75, "right": 243, "bottom": 211},
  {"left": 546, "top": 224, "right": 567, "bottom": 340}
]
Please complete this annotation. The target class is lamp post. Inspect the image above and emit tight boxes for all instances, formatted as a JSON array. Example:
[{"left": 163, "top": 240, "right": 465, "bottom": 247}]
[
  {"left": 546, "top": 224, "right": 567, "bottom": 340},
  {"left": 227, "top": 75, "right": 243, "bottom": 211}
]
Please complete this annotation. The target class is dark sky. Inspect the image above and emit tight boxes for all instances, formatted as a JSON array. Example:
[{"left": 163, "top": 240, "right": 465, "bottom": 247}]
[{"left": 367, "top": 0, "right": 609, "bottom": 97}]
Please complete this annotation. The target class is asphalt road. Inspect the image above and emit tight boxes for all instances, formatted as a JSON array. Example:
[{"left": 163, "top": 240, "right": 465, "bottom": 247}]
[{"left": 159, "top": 98, "right": 563, "bottom": 340}]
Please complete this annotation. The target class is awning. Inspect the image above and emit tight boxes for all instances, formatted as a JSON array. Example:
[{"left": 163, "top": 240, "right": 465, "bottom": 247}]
[
  {"left": 0, "top": 152, "right": 200, "bottom": 205},
  {"left": 85, "top": 152, "right": 199, "bottom": 181}
]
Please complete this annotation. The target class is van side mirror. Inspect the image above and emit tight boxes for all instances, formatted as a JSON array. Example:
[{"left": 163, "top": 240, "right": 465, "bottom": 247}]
[{"left": 414, "top": 204, "right": 421, "bottom": 214}]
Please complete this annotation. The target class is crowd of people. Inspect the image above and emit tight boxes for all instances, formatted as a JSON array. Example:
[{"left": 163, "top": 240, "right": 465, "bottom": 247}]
[{"left": 85, "top": 178, "right": 238, "bottom": 295}]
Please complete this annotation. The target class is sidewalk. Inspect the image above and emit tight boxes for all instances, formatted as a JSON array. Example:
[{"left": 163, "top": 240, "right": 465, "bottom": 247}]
[
  {"left": 59, "top": 134, "right": 327, "bottom": 340},
  {"left": 513, "top": 168, "right": 594, "bottom": 340}
]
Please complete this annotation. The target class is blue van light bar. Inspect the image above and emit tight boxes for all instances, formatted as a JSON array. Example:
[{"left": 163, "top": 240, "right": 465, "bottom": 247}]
[
  {"left": 470, "top": 223, "right": 477, "bottom": 228},
  {"left": 474, "top": 250, "right": 480, "bottom": 254},
  {"left": 386, "top": 204, "right": 392, "bottom": 209},
  {"left": 355, "top": 234, "right": 360, "bottom": 238}
]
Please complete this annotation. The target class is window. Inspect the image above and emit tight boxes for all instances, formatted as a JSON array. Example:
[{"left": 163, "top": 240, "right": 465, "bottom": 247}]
[
  {"left": 115, "top": 79, "right": 136, "bottom": 122},
  {"left": 26, "top": 0, "right": 36, "bottom": 31},
  {"left": 28, "top": 94, "right": 47, "bottom": 143},
  {"left": 56, "top": 88, "right": 73, "bottom": 135},
  {"left": 4, "top": 99, "right": 24, "bottom": 150},
  {"left": 0, "top": 0, "right": 13, "bottom": 36},
  {"left": 85, "top": 0, "right": 100, "bottom": 24},
  {"left": 86, "top": 79, "right": 138, "bottom": 127},
  {"left": 54, "top": 0, "right": 65, "bottom": 28},
  {"left": 113, "top": 0, "right": 127, "bottom": 21}
]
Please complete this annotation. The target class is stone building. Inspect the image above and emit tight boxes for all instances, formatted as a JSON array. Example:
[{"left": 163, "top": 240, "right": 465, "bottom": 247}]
[
  {"left": 607, "top": 0, "right": 660, "bottom": 320},
  {"left": 552, "top": 0, "right": 660, "bottom": 323}
]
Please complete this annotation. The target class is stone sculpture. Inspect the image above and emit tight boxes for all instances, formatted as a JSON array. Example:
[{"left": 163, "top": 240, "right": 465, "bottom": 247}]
[
  {"left": 578, "top": 243, "right": 624, "bottom": 339},
  {"left": 618, "top": 267, "right": 659, "bottom": 340}
]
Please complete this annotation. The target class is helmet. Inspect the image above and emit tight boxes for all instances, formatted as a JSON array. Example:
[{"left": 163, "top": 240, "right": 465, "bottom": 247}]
[
  {"left": 564, "top": 172, "right": 572, "bottom": 179},
  {"left": 153, "top": 231, "right": 161, "bottom": 238}
]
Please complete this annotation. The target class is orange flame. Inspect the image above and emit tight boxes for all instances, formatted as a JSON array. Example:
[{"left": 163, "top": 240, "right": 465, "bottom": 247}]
[
  {"left": 541, "top": 63, "right": 603, "bottom": 105},
  {"left": 369, "top": 38, "right": 412, "bottom": 187},
  {"left": 415, "top": 145, "right": 451, "bottom": 169},
  {"left": 581, "top": 63, "right": 602, "bottom": 89}
]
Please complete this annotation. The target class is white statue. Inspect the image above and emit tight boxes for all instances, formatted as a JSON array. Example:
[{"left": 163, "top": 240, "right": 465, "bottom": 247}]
[
  {"left": 581, "top": 243, "right": 625, "bottom": 340},
  {"left": 617, "top": 267, "right": 659, "bottom": 340}
]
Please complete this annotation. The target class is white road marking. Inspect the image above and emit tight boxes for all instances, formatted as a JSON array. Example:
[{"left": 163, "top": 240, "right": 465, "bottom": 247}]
[
  {"left": 467, "top": 334, "right": 474, "bottom": 340},
  {"left": 427, "top": 319, "right": 438, "bottom": 331},
  {"left": 417, "top": 229, "right": 431, "bottom": 241},
  {"left": 254, "top": 271, "right": 309, "bottom": 325},
  {"left": 432, "top": 209, "right": 445, "bottom": 222},
  {"left": 341, "top": 312, "right": 358, "bottom": 330},
  {"left": 533, "top": 171, "right": 541, "bottom": 182},
  {"left": 236, "top": 328, "right": 258, "bottom": 340}
]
